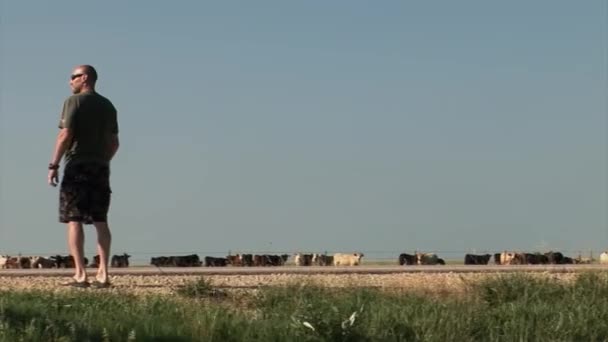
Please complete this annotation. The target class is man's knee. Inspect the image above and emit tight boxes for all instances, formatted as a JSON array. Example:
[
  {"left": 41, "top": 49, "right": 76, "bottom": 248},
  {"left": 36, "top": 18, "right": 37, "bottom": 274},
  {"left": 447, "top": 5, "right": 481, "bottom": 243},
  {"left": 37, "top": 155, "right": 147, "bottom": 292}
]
[{"left": 67, "top": 222, "right": 84, "bottom": 230}]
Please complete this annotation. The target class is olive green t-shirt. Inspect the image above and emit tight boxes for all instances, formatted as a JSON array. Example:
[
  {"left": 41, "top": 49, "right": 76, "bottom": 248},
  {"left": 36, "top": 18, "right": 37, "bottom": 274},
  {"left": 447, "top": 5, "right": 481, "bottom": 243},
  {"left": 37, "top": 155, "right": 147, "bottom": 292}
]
[{"left": 58, "top": 91, "right": 119, "bottom": 165}]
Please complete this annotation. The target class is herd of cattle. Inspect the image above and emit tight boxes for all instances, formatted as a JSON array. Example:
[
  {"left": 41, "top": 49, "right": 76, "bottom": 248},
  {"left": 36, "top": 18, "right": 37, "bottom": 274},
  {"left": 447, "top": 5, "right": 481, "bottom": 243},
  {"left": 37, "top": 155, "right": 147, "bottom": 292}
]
[
  {"left": 2, "top": 251, "right": 608, "bottom": 269},
  {"left": 0, "top": 253, "right": 131, "bottom": 269},
  {"left": 149, "top": 252, "right": 365, "bottom": 267}
]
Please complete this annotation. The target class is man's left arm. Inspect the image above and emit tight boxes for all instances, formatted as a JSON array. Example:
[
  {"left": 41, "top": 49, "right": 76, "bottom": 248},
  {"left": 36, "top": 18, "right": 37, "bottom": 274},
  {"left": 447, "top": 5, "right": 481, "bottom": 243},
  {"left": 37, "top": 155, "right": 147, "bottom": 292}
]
[{"left": 48, "top": 128, "right": 73, "bottom": 186}]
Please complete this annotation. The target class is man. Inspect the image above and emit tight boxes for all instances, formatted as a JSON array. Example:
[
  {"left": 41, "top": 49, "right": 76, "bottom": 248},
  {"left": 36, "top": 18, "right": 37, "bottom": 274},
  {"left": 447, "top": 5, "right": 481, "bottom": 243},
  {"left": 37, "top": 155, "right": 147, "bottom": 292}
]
[{"left": 48, "top": 65, "right": 119, "bottom": 288}]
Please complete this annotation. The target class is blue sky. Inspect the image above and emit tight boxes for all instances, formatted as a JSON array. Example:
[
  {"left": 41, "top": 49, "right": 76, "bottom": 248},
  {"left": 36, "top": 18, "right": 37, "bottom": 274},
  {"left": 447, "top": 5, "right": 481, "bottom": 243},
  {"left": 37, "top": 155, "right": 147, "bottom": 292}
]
[{"left": 1, "top": 1, "right": 606, "bottom": 262}]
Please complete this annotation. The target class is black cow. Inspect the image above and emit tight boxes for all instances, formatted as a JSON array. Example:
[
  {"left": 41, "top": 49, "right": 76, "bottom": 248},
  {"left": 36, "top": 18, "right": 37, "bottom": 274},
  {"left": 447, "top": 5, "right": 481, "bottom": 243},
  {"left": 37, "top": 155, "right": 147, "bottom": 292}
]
[
  {"left": 524, "top": 253, "right": 549, "bottom": 265},
  {"left": 544, "top": 251, "right": 565, "bottom": 264},
  {"left": 266, "top": 254, "right": 289, "bottom": 266},
  {"left": 205, "top": 256, "right": 228, "bottom": 267},
  {"left": 241, "top": 254, "right": 254, "bottom": 266},
  {"left": 295, "top": 253, "right": 313, "bottom": 266},
  {"left": 172, "top": 254, "right": 202, "bottom": 267},
  {"left": 50, "top": 255, "right": 88, "bottom": 268},
  {"left": 89, "top": 255, "right": 101, "bottom": 268},
  {"left": 150, "top": 256, "right": 170, "bottom": 267},
  {"left": 111, "top": 253, "right": 131, "bottom": 267},
  {"left": 253, "top": 255, "right": 264, "bottom": 266},
  {"left": 151, "top": 254, "right": 202, "bottom": 267},
  {"left": 398, "top": 253, "right": 416, "bottom": 265},
  {"left": 313, "top": 254, "right": 333, "bottom": 266},
  {"left": 464, "top": 254, "right": 491, "bottom": 265},
  {"left": 254, "top": 254, "right": 289, "bottom": 266}
]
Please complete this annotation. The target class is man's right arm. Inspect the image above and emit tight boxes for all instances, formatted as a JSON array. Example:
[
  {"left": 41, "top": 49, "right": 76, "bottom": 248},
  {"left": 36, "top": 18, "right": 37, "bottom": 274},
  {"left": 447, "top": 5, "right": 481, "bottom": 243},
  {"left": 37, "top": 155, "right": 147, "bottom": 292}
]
[
  {"left": 109, "top": 105, "right": 119, "bottom": 161},
  {"left": 109, "top": 134, "right": 119, "bottom": 160}
]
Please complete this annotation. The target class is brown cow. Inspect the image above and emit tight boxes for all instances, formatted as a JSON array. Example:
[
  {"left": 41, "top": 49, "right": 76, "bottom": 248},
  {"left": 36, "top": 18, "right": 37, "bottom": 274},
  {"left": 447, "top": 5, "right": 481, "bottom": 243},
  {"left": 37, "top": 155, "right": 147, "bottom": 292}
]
[{"left": 226, "top": 255, "right": 242, "bottom": 266}]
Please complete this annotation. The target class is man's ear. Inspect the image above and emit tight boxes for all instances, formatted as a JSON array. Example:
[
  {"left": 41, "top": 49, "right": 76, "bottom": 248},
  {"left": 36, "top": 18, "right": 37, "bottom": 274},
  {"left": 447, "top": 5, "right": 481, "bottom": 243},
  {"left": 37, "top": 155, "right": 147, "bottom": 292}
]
[{"left": 81, "top": 74, "right": 89, "bottom": 83}]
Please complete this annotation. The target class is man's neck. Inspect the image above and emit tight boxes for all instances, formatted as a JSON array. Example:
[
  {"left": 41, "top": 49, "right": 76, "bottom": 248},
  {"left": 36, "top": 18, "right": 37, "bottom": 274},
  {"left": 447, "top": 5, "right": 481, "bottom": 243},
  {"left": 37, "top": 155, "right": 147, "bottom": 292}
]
[{"left": 80, "top": 86, "right": 95, "bottom": 93}]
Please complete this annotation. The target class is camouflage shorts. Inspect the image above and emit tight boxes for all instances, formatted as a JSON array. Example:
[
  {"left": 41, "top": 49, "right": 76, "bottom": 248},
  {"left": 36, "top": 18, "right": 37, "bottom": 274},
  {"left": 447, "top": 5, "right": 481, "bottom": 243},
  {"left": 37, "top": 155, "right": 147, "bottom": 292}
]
[{"left": 59, "top": 163, "right": 112, "bottom": 224}]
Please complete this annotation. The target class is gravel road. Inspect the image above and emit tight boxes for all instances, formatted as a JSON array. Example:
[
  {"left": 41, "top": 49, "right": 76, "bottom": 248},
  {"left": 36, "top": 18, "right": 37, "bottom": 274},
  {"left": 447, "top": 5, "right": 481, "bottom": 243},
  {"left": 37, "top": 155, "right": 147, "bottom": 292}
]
[{"left": 2, "top": 265, "right": 602, "bottom": 297}]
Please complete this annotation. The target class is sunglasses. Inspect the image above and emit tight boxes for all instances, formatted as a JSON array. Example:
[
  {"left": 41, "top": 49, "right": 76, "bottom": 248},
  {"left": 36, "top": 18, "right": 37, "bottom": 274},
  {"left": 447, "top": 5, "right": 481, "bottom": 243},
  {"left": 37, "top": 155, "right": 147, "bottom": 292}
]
[{"left": 70, "top": 73, "right": 84, "bottom": 80}]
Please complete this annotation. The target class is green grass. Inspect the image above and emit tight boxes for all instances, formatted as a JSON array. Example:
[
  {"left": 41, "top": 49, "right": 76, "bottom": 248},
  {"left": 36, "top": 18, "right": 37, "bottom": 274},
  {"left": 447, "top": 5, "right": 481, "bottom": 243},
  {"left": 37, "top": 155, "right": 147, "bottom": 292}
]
[{"left": 1, "top": 272, "right": 608, "bottom": 341}]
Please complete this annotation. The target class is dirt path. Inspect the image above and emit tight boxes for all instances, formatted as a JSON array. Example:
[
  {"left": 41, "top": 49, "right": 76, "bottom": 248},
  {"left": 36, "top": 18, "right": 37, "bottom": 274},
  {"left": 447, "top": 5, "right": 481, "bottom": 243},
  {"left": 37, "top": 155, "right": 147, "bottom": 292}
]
[{"left": 0, "top": 270, "right": 584, "bottom": 297}]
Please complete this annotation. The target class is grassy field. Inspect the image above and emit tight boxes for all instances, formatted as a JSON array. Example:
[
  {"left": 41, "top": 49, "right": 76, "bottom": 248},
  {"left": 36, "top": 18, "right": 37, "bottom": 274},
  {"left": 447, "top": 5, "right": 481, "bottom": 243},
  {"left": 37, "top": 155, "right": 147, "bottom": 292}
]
[{"left": 1, "top": 272, "right": 608, "bottom": 341}]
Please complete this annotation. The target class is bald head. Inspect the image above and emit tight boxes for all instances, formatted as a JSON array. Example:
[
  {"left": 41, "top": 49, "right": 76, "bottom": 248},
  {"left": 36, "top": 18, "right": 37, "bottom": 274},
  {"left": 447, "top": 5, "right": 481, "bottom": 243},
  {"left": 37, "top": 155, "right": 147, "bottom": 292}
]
[
  {"left": 70, "top": 65, "right": 99, "bottom": 94},
  {"left": 74, "top": 65, "right": 98, "bottom": 83}
]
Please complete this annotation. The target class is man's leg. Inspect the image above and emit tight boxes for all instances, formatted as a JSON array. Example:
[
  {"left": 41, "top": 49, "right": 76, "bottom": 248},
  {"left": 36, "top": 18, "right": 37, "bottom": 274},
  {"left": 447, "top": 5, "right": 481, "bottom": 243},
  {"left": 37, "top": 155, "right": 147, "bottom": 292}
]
[
  {"left": 93, "top": 221, "right": 112, "bottom": 283},
  {"left": 67, "top": 221, "right": 87, "bottom": 282}
]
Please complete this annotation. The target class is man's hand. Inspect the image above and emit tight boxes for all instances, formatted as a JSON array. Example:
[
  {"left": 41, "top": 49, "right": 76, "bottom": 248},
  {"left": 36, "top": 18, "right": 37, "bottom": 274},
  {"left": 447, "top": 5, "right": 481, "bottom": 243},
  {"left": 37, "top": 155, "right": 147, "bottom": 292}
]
[
  {"left": 48, "top": 127, "right": 72, "bottom": 186},
  {"left": 48, "top": 169, "right": 59, "bottom": 187}
]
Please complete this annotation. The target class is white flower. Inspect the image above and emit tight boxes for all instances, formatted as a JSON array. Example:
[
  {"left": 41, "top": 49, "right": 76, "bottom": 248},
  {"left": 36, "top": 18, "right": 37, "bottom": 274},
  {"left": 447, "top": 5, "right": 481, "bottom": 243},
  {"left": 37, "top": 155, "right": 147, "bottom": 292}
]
[
  {"left": 342, "top": 311, "right": 358, "bottom": 329},
  {"left": 302, "top": 321, "right": 316, "bottom": 331}
]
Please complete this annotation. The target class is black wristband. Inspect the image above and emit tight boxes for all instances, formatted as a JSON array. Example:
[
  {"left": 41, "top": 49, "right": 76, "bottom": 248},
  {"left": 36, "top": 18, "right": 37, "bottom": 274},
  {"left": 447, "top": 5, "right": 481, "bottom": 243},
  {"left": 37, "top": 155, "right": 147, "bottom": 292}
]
[{"left": 48, "top": 163, "right": 59, "bottom": 170}]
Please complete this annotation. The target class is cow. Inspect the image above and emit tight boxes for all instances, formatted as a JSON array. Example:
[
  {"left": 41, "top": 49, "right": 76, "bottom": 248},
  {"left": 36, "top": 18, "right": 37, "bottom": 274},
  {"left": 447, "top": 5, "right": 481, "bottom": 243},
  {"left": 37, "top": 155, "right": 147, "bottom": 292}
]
[
  {"left": 30, "top": 256, "right": 55, "bottom": 269},
  {"left": 204, "top": 256, "right": 228, "bottom": 267},
  {"left": 294, "top": 253, "right": 303, "bottom": 266},
  {"left": 500, "top": 251, "right": 525, "bottom": 265},
  {"left": 17, "top": 256, "right": 31, "bottom": 269},
  {"left": 50, "top": 255, "right": 88, "bottom": 268},
  {"left": 600, "top": 252, "right": 608, "bottom": 265},
  {"left": 493, "top": 253, "right": 502, "bottom": 265},
  {"left": 226, "top": 255, "right": 242, "bottom": 266},
  {"left": 265, "top": 254, "right": 289, "bottom": 266},
  {"left": 500, "top": 251, "right": 514, "bottom": 265},
  {"left": 1, "top": 256, "right": 21, "bottom": 269},
  {"left": 253, "top": 255, "right": 265, "bottom": 266},
  {"left": 90, "top": 255, "right": 101, "bottom": 268},
  {"left": 0, "top": 255, "right": 8, "bottom": 269},
  {"left": 333, "top": 252, "right": 364, "bottom": 266},
  {"left": 172, "top": 254, "right": 202, "bottom": 267},
  {"left": 464, "top": 254, "right": 491, "bottom": 265},
  {"left": 416, "top": 253, "right": 442, "bottom": 265},
  {"left": 50, "top": 255, "right": 69, "bottom": 268},
  {"left": 151, "top": 254, "right": 202, "bottom": 267},
  {"left": 311, "top": 253, "right": 322, "bottom": 266},
  {"left": 7, "top": 257, "right": 21, "bottom": 269},
  {"left": 111, "top": 253, "right": 131, "bottom": 267},
  {"left": 321, "top": 254, "right": 333, "bottom": 266},
  {"left": 511, "top": 253, "right": 525, "bottom": 265},
  {"left": 398, "top": 253, "right": 416, "bottom": 266},
  {"left": 2, "top": 256, "right": 37, "bottom": 269},
  {"left": 544, "top": 251, "right": 565, "bottom": 264},
  {"left": 150, "top": 256, "right": 170, "bottom": 267},
  {"left": 294, "top": 253, "right": 313, "bottom": 266},
  {"left": 280, "top": 254, "right": 290, "bottom": 265},
  {"left": 241, "top": 254, "right": 254, "bottom": 266},
  {"left": 524, "top": 253, "right": 549, "bottom": 265},
  {"left": 312, "top": 253, "right": 333, "bottom": 266}
]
